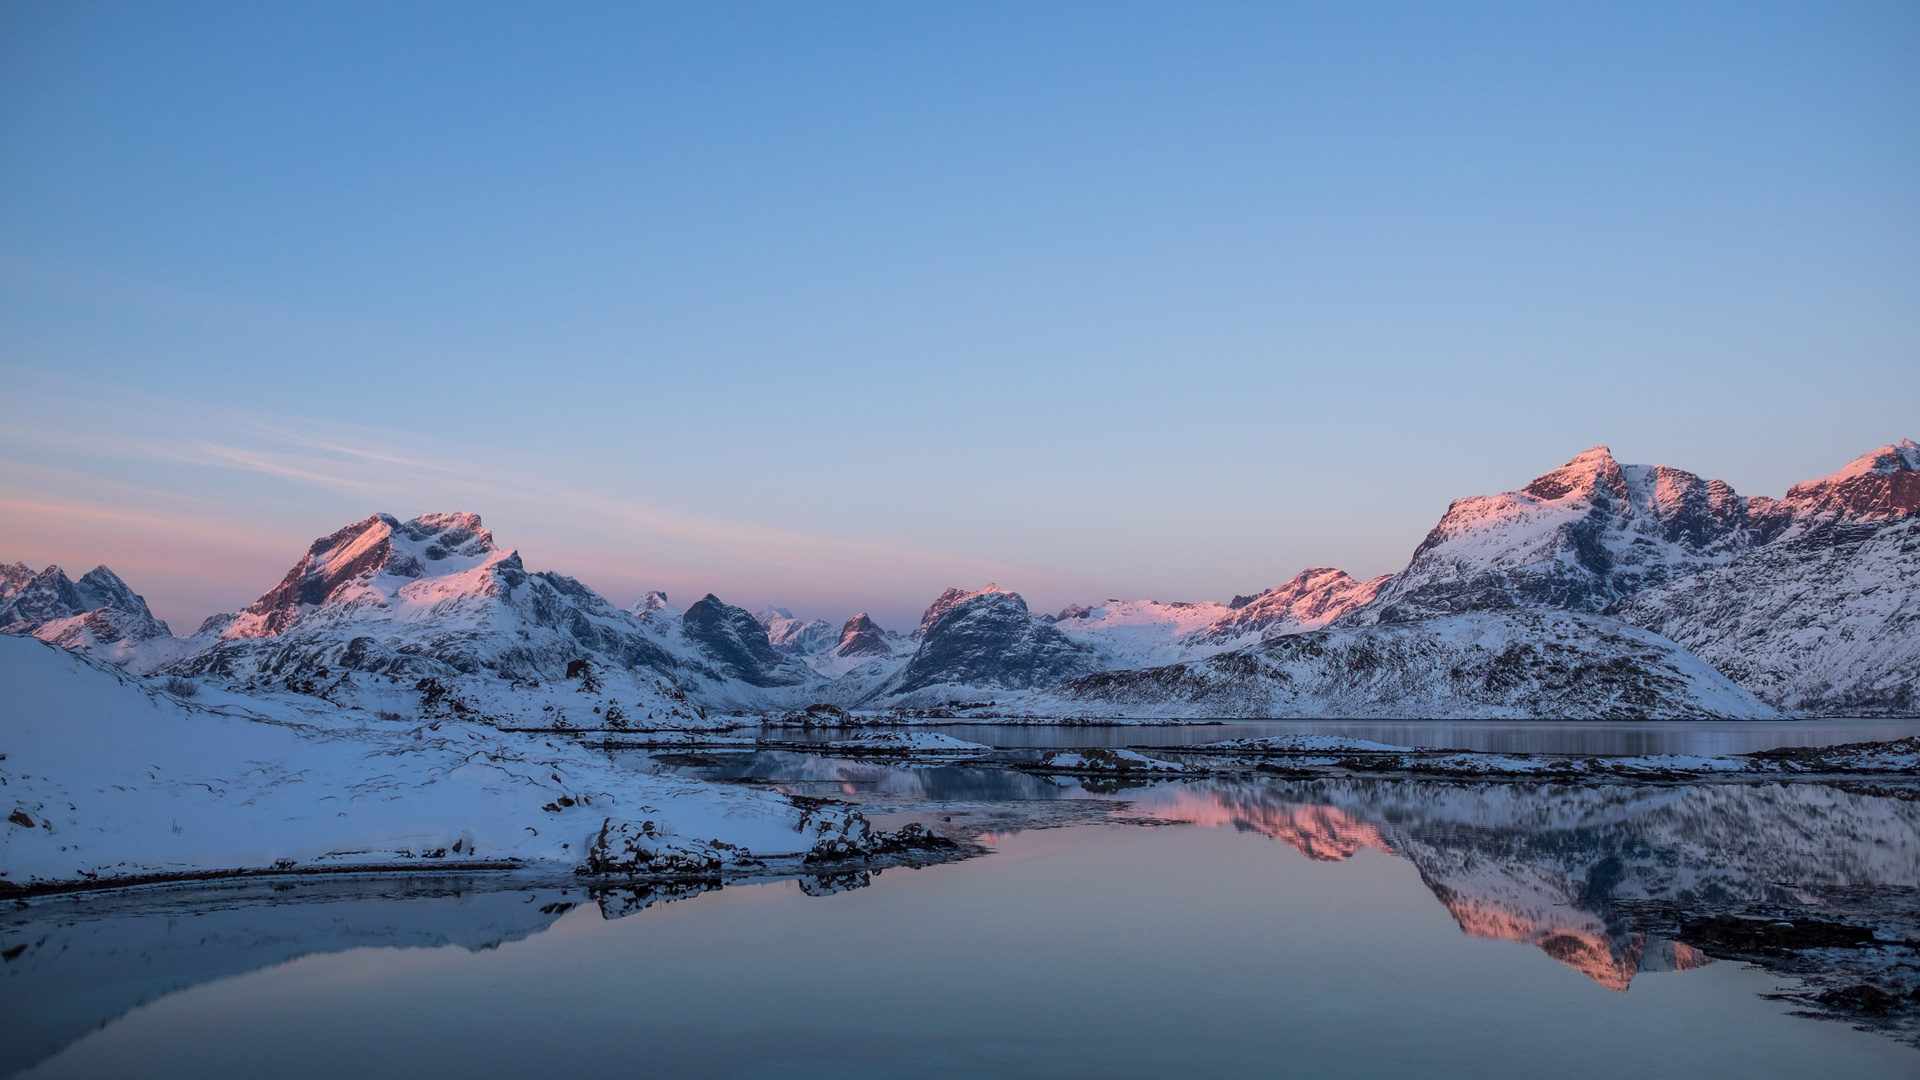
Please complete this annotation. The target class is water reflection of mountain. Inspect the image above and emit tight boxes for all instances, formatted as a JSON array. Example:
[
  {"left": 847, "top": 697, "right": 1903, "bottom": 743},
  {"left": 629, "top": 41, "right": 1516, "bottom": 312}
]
[{"left": 1149, "top": 779, "right": 1920, "bottom": 991}]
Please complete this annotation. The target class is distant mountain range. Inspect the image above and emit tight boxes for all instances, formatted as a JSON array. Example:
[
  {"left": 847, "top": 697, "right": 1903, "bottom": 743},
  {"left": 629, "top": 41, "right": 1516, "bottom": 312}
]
[{"left": 5, "top": 439, "right": 1915, "bottom": 722}]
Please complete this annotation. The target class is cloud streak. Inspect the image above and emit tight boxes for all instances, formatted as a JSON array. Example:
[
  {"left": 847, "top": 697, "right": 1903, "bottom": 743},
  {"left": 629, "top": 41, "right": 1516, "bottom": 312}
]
[{"left": 0, "top": 383, "right": 1089, "bottom": 629}]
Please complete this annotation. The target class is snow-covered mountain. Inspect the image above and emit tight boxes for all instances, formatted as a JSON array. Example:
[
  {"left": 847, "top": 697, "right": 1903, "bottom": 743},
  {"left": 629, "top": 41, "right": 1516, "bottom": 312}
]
[
  {"left": 8, "top": 439, "right": 1912, "bottom": 720},
  {"left": 1044, "top": 599, "right": 1233, "bottom": 667},
  {"left": 754, "top": 606, "right": 837, "bottom": 656},
  {"left": 0, "top": 562, "right": 186, "bottom": 672},
  {"left": 1350, "top": 447, "right": 1751, "bottom": 624},
  {"left": 682, "top": 595, "right": 818, "bottom": 688},
  {"left": 1610, "top": 441, "right": 1920, "bottom": 715},
  {"left": 155, "top": 512, "right": 826, "bottom": 724},
  {"left": 1038, "top": 569, "right": 1390, "bottom": 670},
  {"left": 1017, "top": 610, "right": 1775, "bottom": 719}
]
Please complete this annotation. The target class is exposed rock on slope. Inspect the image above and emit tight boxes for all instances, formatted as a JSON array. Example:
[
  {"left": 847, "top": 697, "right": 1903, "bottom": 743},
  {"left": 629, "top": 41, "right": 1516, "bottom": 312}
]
[
  {"left": 1354, "top": 447, "right": 1750, "bottom": 623},
  {"left": 1746, "top": 439, "right": 1920, "bottom": 544},
  {"left": 1023, "top": 610, "right": 1774, "bottom": 720},
  {"left": 833, "top": 613, "right": 894, "bottom": 658},
  {"left": 683, "top": 596, "right": 816, "bottom": 687},
  {"left": 1611, "top": 441, "right": 1920, "bottom": 715},
  {"left": 873, "top": 585, "right": 1100, "bottom": 704}
]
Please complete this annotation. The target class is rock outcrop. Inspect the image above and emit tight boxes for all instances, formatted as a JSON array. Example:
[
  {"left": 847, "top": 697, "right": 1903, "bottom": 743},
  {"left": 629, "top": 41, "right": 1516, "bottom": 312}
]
[{"left": 874, "top": 585, "right": 1100, "bottom": 703}]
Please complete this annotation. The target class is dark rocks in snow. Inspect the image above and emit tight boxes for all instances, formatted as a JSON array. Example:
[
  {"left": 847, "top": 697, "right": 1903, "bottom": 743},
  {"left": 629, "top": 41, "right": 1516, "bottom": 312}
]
[
  {"left": 585, "top": 818, "right": 761, "bottom": 877},
  {"left": 795, "top": 806, "right": 957, "bottom": 863}
]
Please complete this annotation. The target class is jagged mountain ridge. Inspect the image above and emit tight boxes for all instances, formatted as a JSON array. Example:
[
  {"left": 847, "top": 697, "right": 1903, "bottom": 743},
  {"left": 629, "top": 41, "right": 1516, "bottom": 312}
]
[
  {"left": 754, "top": 606, "right": 837, "bottom": 656},
  {"left": 1609, "top": 441, "right": 1920, "bottom": 715},
  {"left": 1349, "top": 447, "right": 1752, "bottom": 624},
  {"left": 0, "top": 562, "right": 182, "bottom": 672},
  {"left": 9, "top": 439, "right": 1916, "bottom": 719},
  {"left": 158, "top": 513, "right": 824, "bottom": 724}
]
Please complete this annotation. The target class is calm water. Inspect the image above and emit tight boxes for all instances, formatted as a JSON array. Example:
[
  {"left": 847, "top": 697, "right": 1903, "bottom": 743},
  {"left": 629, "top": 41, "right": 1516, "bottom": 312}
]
[
  {"left": 762, "top": 717, "right": 1920, "bottom": 755},
  {"left": 7, "top": 761, "right": 1918, "bottom": 1079}
]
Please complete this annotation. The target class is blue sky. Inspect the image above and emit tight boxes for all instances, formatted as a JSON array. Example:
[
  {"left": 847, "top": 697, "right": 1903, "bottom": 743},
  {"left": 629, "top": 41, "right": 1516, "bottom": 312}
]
[{"left": 2, "top": 1, "right": 1915, "bottom": 631}]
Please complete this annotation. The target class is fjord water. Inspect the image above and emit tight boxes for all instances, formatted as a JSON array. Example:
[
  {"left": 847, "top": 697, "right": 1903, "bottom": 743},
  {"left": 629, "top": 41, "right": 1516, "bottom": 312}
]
[
  {"left": 763, "top": 717, "right": 1920, "bottom": 755},
  {"left": 9, "top": 770, "right": 1917, "bottom": 1079}
]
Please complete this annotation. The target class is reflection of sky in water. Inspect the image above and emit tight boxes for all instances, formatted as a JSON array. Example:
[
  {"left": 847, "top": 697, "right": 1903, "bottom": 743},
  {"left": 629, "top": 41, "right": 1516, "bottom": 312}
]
[{"left": 7, "top": 768, "right": 1918, "bottom": 1079}]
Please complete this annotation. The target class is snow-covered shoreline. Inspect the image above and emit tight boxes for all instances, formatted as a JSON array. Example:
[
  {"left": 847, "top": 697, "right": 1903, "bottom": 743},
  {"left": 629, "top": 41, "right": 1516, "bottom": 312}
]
[{"left": 0, "top": 637, "right": 951, "bottom": 894}]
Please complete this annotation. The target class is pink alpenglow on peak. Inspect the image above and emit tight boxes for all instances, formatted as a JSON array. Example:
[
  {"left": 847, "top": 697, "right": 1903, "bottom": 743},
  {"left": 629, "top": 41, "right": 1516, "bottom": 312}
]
[
  {"left": 1196, "top": 567, "right": 1391, "bottom": 644},
  {"left": 1746, "top": 438, "right": 1920, "bottom": 543},
  {"left": 1355, "top": 446, "right": 1751, "bottom": 622},
  {"left": 222, "top": 512, "right": 500, "bottom": 640}
]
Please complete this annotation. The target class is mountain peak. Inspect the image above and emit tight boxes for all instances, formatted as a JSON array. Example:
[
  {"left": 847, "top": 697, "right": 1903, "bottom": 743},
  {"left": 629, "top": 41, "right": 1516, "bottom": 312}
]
[
  {"left": 1829, "top": 438, "right": 1920, "bottom": 482},
  {"left": 835, "top": 612, "right": 893, "bottom": 658},
  {"left": 1520, "top": 446, "right": 1624, "bottom": 503},
  {"left": 1195, "top": 567, "right": 1389, "bottom": 642},
  {"left": 1360, "top": 446, "right": 1748, "bottom": 621},
  {"left": 1751, "top": 438, "right": 1920, "bottom": 543},
  {"left": 915, "top": 583, "right": 1023, "bottom": 638},
  {"left": 223, "top": 511, "right": 506, "bottom": 640}
]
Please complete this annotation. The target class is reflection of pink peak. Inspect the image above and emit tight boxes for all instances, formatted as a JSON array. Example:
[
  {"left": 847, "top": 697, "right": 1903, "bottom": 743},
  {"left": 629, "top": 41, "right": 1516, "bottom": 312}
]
[
  {"left": 222, "top": 512, "right": 502, "bottom": 640},
  {"left": 1429, "top": 882, "right": 1711, "bottom": 992},
  {"left": 1151, "top": 789, "right": 1392, "bottom": 862},
  {"left": 1435, "top": 891, "right": 1636, "bottom": 991}
]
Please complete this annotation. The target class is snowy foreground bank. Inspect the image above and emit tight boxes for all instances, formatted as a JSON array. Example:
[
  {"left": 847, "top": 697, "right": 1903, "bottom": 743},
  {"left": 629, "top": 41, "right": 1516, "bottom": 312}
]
[{"left": 0, "top": 637, "right": 943, "bottom": 892}]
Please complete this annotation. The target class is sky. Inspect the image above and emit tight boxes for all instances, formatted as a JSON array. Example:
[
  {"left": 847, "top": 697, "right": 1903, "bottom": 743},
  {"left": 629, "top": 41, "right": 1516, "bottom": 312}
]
[{"left": 1, "top": 1, "right": 1916, "bottom": 633}]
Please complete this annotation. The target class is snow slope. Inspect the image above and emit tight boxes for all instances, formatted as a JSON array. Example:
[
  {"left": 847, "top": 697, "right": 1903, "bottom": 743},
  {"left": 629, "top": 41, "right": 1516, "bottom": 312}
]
[
  {"left": 1018, "top": 610, "right": 1776, "bottom": 720},
  {"left": 0, "top": 636, "right": 826, "bottom": 889},
  {"left": 1046, "top": 598, "right": 1233, "bottom": 667}
]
